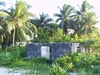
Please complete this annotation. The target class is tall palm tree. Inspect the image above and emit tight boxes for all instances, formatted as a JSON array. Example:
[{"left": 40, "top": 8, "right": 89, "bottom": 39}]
[
  {"left": 0, "top": 1, "right": 5, "bottom": 43},
  {"left": 78, "top": 12, "right": 99, "bottom": 37},
  {"left": 73, "top": 0, "right": 96, "bottom": 37},
  {"left": 77, "top": 0, "right": 93, "bottom": 15},
  {"left": 31, "top": 13, "right": 53, "bottom": 28},
  {"left": 0, "top": 1, "right": 37, "bottom": 46},
  {"left": 54, "top": 4, "right": 74, "bottom": 34},
  {"left": 0, "top": 17, "right": 12, "bottom": 49}
]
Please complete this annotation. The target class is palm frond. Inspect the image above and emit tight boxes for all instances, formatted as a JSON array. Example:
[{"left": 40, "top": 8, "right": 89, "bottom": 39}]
[
  {"left": 6, "top": 22, "right": 15, "bottom": 34},
  {"left": 25, "top": 22, "right": 37, "bottom": 33},
  {"left": 22, "top": 25, "right": 34, "bottom": 38},
  {"left": 17, "top": 18, "right": 23, "bottom": 27},
  {"left": 0, "top": 11, "right": 10, "bottom": 17},
  {"left": 17, "top": 27, "right": 28, "bottom": 41},
  {"left": 0, "top": 26, "right": 4, "bottom": 34},
  {"left": 19, "top": 12, "right": 36, "bottom": 22},
  {"left": 0, "top": 35, "right": 3, "bottom": 42},
  {"left": 56, "top": 18, "right": 62, "bottom": 22},
  {"left": 26, "top": 12, "right": 36, "bottom": 17},
  {"left": 44, "top": 18, "right": 53, "bottom": 25},
  {"left": 15, "top": 1, "right": 27, "bottom": 17},
  {"left": 54, "top": 13, "right": 63, "bottom": 18}
]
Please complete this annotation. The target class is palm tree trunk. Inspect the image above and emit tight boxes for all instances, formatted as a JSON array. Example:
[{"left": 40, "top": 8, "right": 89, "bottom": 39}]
[
  {"left": 12, "top": 28, "right": 15, "bottom": 46},
  {"left": 63, "top": 22, "right": 68, "bottom": 34},
  {"left": 5, "top": 35, "right": 8, "bottom": 51}
]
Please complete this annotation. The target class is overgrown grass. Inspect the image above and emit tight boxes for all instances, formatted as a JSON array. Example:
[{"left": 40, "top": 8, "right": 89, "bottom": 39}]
[
  {"left": 0, "top": 46, "right": 51, "bottom": 75},
  {"left": 1, "top": 59, "right": 51, "bottom": 75},
  {"left": 0, "top": 46, "right": 100, "bottom": 75}
]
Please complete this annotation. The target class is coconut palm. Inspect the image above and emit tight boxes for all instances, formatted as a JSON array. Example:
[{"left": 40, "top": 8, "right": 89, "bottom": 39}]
[
  {"left": 78, "top": 12, "right": 99, "bottom": 37},
  {"left": 0, "top": 1, "right": 5, "bottom": 42},
  {"left": 74, "top": 0, "right": 99, "bottom": 37},
  {"left": 77, "top": 0, "right": 93, "bottom": 15},
  {"left": 31, "top": 13, "right": 53, "bottom": 28},
  {"left": 54, "top": 4, "right": 74, "bottom": 34},
  {"left": 0, "top": 16, "right": 12, "bottom": 49},
  {"left": 0, "top": 1, "right": 37, "bottom": 46}
]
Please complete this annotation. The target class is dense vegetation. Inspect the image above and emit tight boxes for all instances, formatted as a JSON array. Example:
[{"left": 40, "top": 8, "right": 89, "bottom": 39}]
[
  {"left": 0, "top": 46, "right": 100, "bottom": 75},
  {"left": 0, "top": 0, "right": 99, "bottom": 48},
  {"left": 0, "top": 0, "right": 100, "bottom": 75}
]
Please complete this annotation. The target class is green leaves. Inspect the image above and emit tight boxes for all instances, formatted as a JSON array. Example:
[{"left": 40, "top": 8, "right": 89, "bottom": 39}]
[
  {"left": 6, "top": 22, "right": 15, "bottom": 34},
  {"left": 54, "top": 4, "right": 74, "bottom": 34},
  {"left": 0, "top": 0, "right": 37, "bottom": 45},
  {"left": 16, "top": 27, "right": 27, "bottom": 41},
  {"left": 26, "top": 22, "right": 37, "bottom": 33},
  {"left": 0, "top": 26, "right": 4, "bottom": 34},
  {"left": 49, "top": 63, "right": 66, "bottom": 75},
  {"left": 0, "top": 11, "right": 10, "bottom": 17},
  {"left": 15, "top": 1, "right": 27, "bottom": 17}
]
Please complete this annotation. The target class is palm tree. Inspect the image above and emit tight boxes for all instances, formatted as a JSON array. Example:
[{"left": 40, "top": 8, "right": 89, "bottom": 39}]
[
  {"left": 31, "top": 13, "right": 53, "bottom": 28},
  {"left": 73, "top": 0, "right": 99, "bottom": 37},
  {"left": 77, "top": 0, "right": 93, "bottom": 15},
  {"left": 0, "top": 17, "right": 12, "bottom": 49},
  {"left": 0, "top": 1, "right": 5, "bottom": 43},
  {"left": 54, "top": 4, "right": 74, "bottom": 34},
  {"left": 78, "top": 12, "right": 99, "bottom": 37},
  {"left": 0, "top": 0, "right": 5, "bottom": 6},
  {"left": 0, "top": 1, "right": 37, "bottom": 46}
]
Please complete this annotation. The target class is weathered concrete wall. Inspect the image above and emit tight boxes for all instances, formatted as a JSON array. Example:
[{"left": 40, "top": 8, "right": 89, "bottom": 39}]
[
  {"left": 51, "top": 43, "right": 71, "bottom": 59},
  {"left": 26, "top": 43, "right": 72, "bottom": 59}
]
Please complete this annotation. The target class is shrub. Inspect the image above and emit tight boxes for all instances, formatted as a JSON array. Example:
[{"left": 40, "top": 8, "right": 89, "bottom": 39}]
[
  {"left": 56, "top": 55, "right": 73, "bottom": 70},
  {"left": 8, "top": 46, "right": 26, "bottom": 59},
  {"left": 49, "top": 63, "right": 66, "bottom": 75},
  {"left": 0, "top": 46, "right": 26, "bottom": 65},
  {"left": 0, "top": 52, "right": 13, "bottom": 65},
  {"left": 55, "top": 52, "right": 98, "bottom": 71}
]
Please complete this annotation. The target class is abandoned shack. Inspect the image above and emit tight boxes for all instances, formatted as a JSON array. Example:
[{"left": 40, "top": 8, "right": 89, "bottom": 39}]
[{"left": 26, "top": 42, "right": 80, "bottom": 60}]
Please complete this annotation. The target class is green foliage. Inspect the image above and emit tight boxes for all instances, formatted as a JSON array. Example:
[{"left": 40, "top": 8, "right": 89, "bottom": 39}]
[
  {"left": 72, "top": 53, "right": 96, "bottom": 68},
  {"left": 8, "top": 46, "right": 26, "bottom": 59},
  {"left": 56, "top": 55, "right": 73, "bottom": 70},
  {"left": 33, "top": 27, "right": 50, "bottom": 43},
  {"left": 0, "top": 52, "right": 13, "bottom": 64},
  {"left": 33, "top": 27, "right": 75, "bottom": 43},
  {"left": 51, "top": 28, "right": 73, "bottom": 42},
  {"left": 90, "top": 65, "right": 100, "bottom": 73},
  {"left": 55, "top": 52, "right": 98, "bottom": 71},
  {"left": 1, "top": 47, "right": 100, "bottom": 74},
  {"left": 0, "top": 0, "right": 37, "bottom": 46},
  {"left": 49, "top": 63, "right": 66, "bottom": 75},
  {"left": 0, "top": 46, "right": 26, "bottom": 65},
  {"left": 30, "top": 57, "right": 48, "bottom": 63},
  {"left": 78, "top": 67, "right": 100, "bottom": 75},
  {"left": 91, "top": 53, "right": 100, "bottom": 66}
]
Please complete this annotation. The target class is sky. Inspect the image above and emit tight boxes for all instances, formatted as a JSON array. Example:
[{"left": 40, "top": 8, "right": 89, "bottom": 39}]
[{"left": 2, "top": 0, "right": 100, "bottom": 28}]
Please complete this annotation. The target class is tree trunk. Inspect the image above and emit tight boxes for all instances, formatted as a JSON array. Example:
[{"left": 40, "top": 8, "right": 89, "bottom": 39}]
[
  {"left": 63, "top": 22, "right": 68, "bottom": 34},
  {"left": 12, "top": 29, "right": 15, "bottom": 46}
]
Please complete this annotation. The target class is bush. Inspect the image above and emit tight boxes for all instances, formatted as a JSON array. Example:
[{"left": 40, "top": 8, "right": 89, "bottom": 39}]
[
  {"left": 0, "top": 52, "right": 13, "bottom": 65},
  {"left": 49, "top": 63, "right": 66, "bottom": 75},
  {"left": 0, "top": 46, "right": 26, "bottom": 65},
  {"left": 55, "top": 52, "right": 97, "bottom": 71},
  {"left": 8, "top": 46, "right": 26, "bottom": 59},
  {"left": 32, "top": 27, "right": 75, "bottom": 43},
  {"left": 56, "top": 55, "right": 73, "bottom": 70}
]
